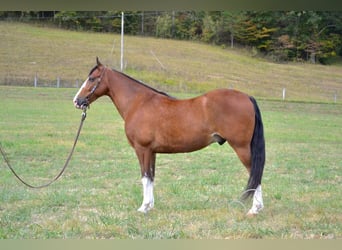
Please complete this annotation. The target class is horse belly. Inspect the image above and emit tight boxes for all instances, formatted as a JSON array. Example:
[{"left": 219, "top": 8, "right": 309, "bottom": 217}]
[
  {"left": 153, "top": 120, "right": 213, "bottom": 153},
  {"left": 153, "top": 137, "right": 212, "bottom": 153}
]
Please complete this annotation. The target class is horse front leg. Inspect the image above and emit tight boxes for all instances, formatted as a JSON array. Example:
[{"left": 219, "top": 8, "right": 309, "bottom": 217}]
[
  {"left": 138, "top": 175, "right": 154, "bottom": 213},
  {"left": 135, "top": 148, "right": 156, "bottom": 213}
]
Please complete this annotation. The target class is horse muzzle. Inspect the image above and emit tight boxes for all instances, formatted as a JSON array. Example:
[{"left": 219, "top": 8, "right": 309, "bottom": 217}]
[{"left": 73, "top": 97, "right": 89, "bottom": 110}]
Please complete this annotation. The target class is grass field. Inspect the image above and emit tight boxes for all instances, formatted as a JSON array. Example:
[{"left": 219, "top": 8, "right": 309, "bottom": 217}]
[
  {"left": 0, "top": 86, "right": 341, "bottom": 239},
  {"left": 1, "top": 22, "right": 342, "bottom": 103}
]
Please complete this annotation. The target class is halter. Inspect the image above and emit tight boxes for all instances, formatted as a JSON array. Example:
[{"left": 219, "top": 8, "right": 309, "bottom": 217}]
[{"left": 84, "top": 66, "right": 106, "bottom": 108}]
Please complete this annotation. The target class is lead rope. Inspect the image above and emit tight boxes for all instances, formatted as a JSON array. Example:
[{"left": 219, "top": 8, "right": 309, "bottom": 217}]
[{"left": 0, "top": 108, "right": 87, "bottom": 189}]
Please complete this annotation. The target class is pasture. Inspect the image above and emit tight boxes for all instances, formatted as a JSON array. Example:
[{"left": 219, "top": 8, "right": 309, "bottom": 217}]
[
  {"left": 1, "top": 22, "right": 342, "bottom": 103},
  {"left": 0, "top": 86, "right": 341, "bottom": 239}
]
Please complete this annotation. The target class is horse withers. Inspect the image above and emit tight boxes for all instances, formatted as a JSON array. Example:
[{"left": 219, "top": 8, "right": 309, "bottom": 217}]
[{"left": 73, "top": 58, "right": 265, "bottom": 215}]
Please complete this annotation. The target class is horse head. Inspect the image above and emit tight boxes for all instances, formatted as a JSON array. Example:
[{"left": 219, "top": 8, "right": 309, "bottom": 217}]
[{"left": 73, "top": 57, "right": 107, "bottom": 110}]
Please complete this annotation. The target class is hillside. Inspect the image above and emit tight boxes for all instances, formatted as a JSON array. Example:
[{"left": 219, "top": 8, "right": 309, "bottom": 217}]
[{"left": 1, "top": 22, "right": 342, "bottom": 103}]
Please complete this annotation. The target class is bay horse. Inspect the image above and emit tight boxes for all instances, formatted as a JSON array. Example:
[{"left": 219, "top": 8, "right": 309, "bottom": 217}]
[{"left": 73, "top": 58, "right": 265, "bottom": 215}]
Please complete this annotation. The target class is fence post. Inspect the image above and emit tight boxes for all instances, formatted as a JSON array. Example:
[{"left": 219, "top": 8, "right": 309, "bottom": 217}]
[
  {"left": 334, "top": 91, "right": 337, "bottom": 103},
  {"left": 121, "top": 12, "right": 124, "bottom": 71},
  {"left": 282, "top": 88, "right": 286, "bottom": 101},
  {"left": 57, "top": 76, "right": 60, "bottom": 88},
  {"left": 34, "top": 73, "right": 38, "bottom": 87}
]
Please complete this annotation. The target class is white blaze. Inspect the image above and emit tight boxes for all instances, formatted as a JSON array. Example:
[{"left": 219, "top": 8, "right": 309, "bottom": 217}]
[{"left": 73, "top": 78, "right": 88, "bottom": 108}]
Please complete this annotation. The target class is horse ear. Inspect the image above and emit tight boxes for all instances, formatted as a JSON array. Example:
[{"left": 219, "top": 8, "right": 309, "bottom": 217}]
[{"left": 96, "top": 57, "right": 102, "bottom": 66}]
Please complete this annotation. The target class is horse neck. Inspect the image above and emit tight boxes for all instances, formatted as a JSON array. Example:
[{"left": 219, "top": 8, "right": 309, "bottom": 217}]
[{"left": 106, "top": 70, "right": 154, "bottom": 120}]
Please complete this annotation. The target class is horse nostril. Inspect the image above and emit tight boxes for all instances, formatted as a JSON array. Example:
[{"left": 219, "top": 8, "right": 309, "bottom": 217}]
[
  {"left": 73, "top": 98, "right": 82, "bottom": 108},
  {"left": 73, "top": 97, "right": 88, "bottom": 109}
]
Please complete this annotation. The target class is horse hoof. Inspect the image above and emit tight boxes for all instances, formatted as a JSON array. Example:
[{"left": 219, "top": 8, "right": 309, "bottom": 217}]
[
  {"left": 246, "top": 206, "right": 263, "bottom": 217},
  {"left": 246, "top": 211, "right": 258, "bottom": 218},
  {"left": 137, "top": 204, "right": 153, "bottom": 213},
  {"left": 137, "top": 207, "right": 148, "bottom": 213}
]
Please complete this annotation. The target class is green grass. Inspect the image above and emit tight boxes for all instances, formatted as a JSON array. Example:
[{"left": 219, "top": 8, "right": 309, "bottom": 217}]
[
  {"left": 0, "top": 21, "right": 341, "bottom": 239},
  {"left": 1, "top": 21, "right": 342, "bottom": 103},
  {"left": 0, "top": 86, "right": 341, "bottom": 239}
]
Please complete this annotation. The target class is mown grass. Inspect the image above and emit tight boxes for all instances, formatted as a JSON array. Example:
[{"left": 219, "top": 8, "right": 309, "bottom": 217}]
[
  {"left": 1, "top": 21, "right": 342, "bottom": 103},
  {"left": 0, "top": 86, "right": 341, "bottom": 239}
]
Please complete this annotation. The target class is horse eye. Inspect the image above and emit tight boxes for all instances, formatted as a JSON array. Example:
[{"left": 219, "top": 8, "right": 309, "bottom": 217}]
[{"left": 88, "top": 77, "right": 95, "bottom": 83}]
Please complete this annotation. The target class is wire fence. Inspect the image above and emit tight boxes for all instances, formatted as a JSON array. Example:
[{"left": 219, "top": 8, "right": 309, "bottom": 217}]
[
  {"left": 1, "top": 75, "right": 81, "bottom": 89},
  {"left": 1, "top": 73, "right": 341, "bottom": 104}
]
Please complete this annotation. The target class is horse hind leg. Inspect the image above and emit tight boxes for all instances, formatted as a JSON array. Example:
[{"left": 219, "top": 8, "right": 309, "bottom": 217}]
[
  {"left": 216, "top": 133, "right": 263, "bottom": 213},
  {"left": 231, "top": 144, "right": 252, "bottom": 171},
  {"left": 247, "top": 184, "right": 263, "bottom": 216},
  {"left": 231, "top": 144, "right": 264, "bottom": 215}
]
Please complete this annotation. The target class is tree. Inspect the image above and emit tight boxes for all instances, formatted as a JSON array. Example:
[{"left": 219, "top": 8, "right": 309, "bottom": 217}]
[
  {"left": 201, "top": 13, "right": 216, "bottom": 43},
  {"left": 234, "top": 12, "right": 277, "bottom": 51},
  {"left": 221, "top": 11, "right": 247, "bottom": 48},
  {"left": 54, "top": 11, "right": 81, "bottom": 30},
  {"left": 155, "top": 13, "right": 173, "bottom": 38},
  {"left": 291, "top": 11, "right": 342, "bottom": 63}
]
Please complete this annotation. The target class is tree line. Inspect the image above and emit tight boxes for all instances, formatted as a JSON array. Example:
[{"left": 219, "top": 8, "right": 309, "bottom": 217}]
[{"left": 1, "top": 11, "right": 342, "bottom": 64}]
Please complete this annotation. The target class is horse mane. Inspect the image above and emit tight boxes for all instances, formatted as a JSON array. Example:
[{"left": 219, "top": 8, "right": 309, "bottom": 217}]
[
  {"left": 111, "top": 69, "right": 175, "bottom": 99},
  {"left": 89, "top": 65, "right": 98, "bottom": 75}
]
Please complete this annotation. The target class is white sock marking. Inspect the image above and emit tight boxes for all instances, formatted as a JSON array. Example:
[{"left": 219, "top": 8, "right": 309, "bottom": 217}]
[
  {"left": 137, "top": 176, "right": 154, "bottom": 213},
  {"left": 247, "top": 184, "right": 264, "bottom": 215}
]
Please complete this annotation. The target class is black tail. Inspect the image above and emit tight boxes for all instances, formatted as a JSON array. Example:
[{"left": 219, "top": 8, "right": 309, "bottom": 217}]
[{"left": 242, "top": 96, "right": 265, "bottom": 200}]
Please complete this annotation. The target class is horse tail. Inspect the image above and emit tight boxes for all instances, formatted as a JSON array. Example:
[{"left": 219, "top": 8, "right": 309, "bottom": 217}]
[{"left": 242, "top": 96, "right": 265, "bottom": 200}]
